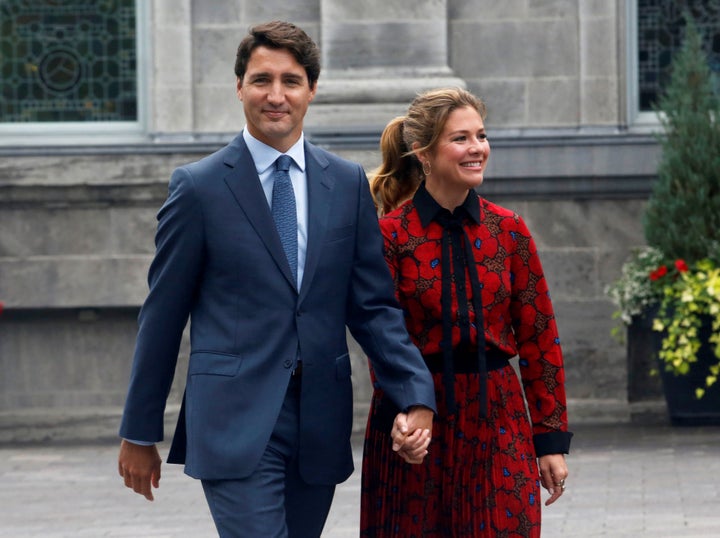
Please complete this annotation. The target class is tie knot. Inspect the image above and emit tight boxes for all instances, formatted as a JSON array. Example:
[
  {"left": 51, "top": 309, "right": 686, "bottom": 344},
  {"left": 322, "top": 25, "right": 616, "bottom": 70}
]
[{"left": 276, "top": 154, "right": 292, "bottom": 173}]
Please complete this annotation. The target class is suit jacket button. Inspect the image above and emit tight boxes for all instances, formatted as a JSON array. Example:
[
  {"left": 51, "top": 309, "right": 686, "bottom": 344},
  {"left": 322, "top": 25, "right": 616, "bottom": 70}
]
[{"left": 283, "top": 359, "right": 293, "bottom": 368}]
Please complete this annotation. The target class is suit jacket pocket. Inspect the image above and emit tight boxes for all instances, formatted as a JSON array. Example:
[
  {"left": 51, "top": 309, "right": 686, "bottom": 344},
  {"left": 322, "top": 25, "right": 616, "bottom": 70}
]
[{"left": 188, "top": 351, "right": 243, "bottom": 377}]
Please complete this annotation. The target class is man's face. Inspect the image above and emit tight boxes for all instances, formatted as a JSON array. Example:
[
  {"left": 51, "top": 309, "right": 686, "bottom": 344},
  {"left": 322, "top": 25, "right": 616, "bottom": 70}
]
[{"left": 237, "top": 46, "right": 317, "bottom": 152}]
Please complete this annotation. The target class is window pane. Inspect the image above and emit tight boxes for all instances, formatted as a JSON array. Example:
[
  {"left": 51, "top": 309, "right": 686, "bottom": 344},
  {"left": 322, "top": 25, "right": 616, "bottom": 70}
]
[
  {"left": 637, "top": 0, "right": 720, "bottom": 111},
  {"left": 0, "top": 0, "right": 137, "bottom": 123}
]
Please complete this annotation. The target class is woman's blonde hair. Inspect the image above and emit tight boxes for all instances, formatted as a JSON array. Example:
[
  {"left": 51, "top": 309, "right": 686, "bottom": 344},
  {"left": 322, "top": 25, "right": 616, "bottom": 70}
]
[{"left": 370, "top": 87, "right": 487, "bottom": 215}]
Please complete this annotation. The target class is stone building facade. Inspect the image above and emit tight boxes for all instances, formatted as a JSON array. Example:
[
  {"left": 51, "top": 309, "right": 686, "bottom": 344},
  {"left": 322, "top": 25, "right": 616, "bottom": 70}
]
[{"left": 1, "top": 0, "right": 696, "bottom": 441}]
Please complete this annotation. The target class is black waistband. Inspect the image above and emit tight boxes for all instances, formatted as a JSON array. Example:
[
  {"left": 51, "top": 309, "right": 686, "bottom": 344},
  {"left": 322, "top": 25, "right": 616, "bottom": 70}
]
[
  {"left": 368, "top": 347, "right": 513, "bottom": 433},
  {"left": 423, "top": 347, "right": 511, "bottom": 374}
]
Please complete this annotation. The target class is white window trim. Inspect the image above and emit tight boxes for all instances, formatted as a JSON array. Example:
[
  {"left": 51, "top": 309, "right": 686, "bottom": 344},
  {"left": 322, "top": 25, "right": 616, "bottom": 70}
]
[
  {"left": 0, "top": 0, "right": 150, "bottom": 146},
  {"left": 626, "top": 0, "right": 662, "bottom": 130}
]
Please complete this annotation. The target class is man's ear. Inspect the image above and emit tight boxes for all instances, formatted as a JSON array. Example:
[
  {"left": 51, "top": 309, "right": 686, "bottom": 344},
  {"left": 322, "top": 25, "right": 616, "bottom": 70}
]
[{"left": 236, "top": 77, "right": 243, "bottom": 101}]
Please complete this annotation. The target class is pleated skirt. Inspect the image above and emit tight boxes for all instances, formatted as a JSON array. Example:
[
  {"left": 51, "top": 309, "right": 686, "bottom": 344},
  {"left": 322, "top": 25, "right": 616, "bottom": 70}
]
[{"left": 360, "top": 365, "right": 541, "bottom": 537}]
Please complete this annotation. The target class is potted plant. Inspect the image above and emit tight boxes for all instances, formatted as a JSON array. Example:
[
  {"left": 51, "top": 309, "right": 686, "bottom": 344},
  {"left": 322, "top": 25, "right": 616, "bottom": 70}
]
[{"left": 607, "top": 15, "right": 720, "bottom": 424}]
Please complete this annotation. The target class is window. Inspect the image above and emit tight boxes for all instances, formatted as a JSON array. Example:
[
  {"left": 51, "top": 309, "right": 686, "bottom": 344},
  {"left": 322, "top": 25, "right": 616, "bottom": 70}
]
[
  {"left": 628, "top": 0, "right": 720, "bottom": 125},
  {"left": 0, "top": 0, "right": 147, "bottom": 144}
]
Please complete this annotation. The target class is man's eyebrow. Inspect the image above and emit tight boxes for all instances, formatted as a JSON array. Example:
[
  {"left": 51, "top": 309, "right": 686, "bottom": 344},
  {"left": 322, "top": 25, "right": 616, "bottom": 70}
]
[
  {"left": 246, "top": 71, "right": 270, "bottom": 79},
  {"left": 246, "top": 71, "right": 305, "bottom": 81}
]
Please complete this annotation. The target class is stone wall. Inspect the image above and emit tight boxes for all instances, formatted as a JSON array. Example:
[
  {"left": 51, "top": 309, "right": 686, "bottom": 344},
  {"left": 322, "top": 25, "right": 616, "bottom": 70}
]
[
  {"left": 155, "top": 0, "right": 625, "bottom": 134},
  {"left": 450, "top": 0, "right": 622, "bottom": 128},
  {"left": 0, "top": 133, "right": 662, "bottom": 442}
]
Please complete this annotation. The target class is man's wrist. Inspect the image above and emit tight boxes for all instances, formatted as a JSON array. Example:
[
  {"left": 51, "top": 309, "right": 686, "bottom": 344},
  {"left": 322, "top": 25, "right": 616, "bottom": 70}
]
[
  {"left": 404, "top": 404, "right": 434, "bottom": 413},
  {"left": 124, "top": 439, "right": 155, "bottom": 446}
]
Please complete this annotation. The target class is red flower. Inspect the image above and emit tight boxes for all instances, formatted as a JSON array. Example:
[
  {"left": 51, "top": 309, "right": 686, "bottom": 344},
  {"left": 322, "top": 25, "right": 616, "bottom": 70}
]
[
  {"left": 674, "top": 259, "right": 689, "bottom": 273},
  {"left": 649, "top": 265, "right": 668, "bottom": 281}
]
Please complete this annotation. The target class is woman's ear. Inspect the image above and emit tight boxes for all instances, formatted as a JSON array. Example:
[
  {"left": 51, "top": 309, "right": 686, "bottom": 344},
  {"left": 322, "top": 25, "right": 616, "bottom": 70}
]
[{"left": 411, "top": 142, "right": 426, "bottom": 163}]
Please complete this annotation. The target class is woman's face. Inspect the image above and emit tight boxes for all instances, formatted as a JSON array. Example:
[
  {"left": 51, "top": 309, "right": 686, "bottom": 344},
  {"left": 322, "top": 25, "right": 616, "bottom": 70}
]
[{"left": 421, "top": 106, "right": 490, "bottom": 199}]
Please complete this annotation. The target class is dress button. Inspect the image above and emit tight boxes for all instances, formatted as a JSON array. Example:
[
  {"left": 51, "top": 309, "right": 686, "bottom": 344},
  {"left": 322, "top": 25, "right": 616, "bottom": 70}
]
[{"left": 283, "top": 359, "right": 293, "bottom": 368}]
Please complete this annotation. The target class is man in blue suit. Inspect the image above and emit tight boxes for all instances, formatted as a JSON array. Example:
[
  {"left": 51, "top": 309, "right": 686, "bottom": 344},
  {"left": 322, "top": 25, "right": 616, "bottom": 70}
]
[{"left": 117, "top": 20, "right": 436, "bottom": 537}]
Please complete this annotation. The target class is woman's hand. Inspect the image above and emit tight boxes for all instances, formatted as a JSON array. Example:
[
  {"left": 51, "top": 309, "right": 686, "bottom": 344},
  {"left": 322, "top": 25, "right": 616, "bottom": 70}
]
[
  {"left": 538, "top": 453, "right": 568, "bottom": 506},
  {"left": 391, "top": 407, "right": 433, "bottom": 464}
]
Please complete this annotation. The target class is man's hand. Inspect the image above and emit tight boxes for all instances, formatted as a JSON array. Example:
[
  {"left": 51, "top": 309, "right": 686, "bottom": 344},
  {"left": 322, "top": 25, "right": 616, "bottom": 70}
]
[
  {"left": 118, "top": 440, "right": 162, "bottom": 501},
  {"left": 391, "top": 406, "right": 434, "bottom": 464}
]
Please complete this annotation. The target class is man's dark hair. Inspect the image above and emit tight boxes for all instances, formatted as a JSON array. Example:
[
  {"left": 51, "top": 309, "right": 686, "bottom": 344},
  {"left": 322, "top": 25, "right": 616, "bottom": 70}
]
[{"left": 235, "top": 20, "right": 321, "bottom": 89}]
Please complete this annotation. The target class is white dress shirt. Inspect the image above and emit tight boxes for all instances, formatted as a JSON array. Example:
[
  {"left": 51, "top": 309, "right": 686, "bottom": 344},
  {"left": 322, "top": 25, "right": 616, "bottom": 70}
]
[{"left": 242, "top": 128, "right": 309, "bottom": 289}]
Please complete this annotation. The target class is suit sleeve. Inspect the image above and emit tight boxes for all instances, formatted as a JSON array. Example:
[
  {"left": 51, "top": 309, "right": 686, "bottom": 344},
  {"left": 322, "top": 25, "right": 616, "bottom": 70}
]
[
  {"left": 119, "top": 167, "right": 205, "bottom": 442},
  {"left": 344, "top": 166, "right": 436, "bottom": 413}
]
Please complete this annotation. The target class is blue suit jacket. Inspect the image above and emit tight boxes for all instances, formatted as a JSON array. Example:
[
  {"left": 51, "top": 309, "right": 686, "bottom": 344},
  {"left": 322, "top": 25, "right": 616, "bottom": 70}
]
[{"left": 119, "top": 134, "right": 436, "bottom": 484}]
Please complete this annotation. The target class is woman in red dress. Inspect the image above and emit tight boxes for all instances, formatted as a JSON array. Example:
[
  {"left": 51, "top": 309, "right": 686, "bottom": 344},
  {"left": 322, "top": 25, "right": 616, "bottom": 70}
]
[{"left": 360, "top": 88, "right": 572, "bottom": 537}]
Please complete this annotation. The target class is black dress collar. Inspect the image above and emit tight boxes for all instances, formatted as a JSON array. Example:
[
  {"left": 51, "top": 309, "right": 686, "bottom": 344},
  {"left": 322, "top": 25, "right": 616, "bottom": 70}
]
[{"left": 413, "top": 181, "right": 481, "bottom": 228}]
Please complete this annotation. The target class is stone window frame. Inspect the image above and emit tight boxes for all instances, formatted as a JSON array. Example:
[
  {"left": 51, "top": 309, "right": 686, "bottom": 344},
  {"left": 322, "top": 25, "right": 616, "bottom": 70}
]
[{"left": 0, "top": 0, "right": 150, "bottom": 146}]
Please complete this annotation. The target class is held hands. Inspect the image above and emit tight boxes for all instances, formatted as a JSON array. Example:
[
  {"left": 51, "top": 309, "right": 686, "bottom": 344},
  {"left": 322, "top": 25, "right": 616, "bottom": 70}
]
[
  {"left": 391, "top": 406, "right": 434, "bottom": 464},
  {"left": 118, "top": 439, "right": 162, "bottom": 501},
  {"left": 538, "top": 453, "right": 569, "bottom": 506}
]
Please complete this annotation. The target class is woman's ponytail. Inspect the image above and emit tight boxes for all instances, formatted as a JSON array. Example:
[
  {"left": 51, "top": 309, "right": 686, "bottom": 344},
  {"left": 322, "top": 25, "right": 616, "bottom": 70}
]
[{"left": 370, "top": 116, "right": 423, "bottom": 215}]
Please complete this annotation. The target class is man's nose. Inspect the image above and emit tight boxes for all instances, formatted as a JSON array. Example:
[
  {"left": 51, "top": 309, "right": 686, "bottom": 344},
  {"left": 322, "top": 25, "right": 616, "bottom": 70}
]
[{"left": 267, "top": 82, "right": 285, "bottom": 103}]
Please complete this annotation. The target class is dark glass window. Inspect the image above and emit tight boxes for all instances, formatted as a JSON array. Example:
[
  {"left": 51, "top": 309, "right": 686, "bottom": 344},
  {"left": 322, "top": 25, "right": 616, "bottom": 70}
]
[
  {"left": 637, "top": 0, "right": 720, "bottom": 111},
  {"left": 0, "top": 0, "right": 137, "bottom": 123}
]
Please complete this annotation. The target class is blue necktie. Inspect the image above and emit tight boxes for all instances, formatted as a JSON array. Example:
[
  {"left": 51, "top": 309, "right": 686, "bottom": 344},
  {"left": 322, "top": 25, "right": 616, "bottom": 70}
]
[{"left": 271, "top": 155, "right": 298, "bottom": 284}]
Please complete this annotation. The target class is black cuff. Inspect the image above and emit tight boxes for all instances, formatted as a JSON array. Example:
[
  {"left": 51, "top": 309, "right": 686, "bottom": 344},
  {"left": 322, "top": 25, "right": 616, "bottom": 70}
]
[{"left": 533, "top": 431, "right": 573, "bottom": 457}]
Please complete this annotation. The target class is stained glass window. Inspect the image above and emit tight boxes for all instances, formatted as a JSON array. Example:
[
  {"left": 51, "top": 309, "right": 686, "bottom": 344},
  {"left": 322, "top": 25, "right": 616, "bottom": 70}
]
[
  {"left": 0, "top": 0, "right": 137, "bottom": 123},
  {"left": 637, "top": 0, "right": 720, "bottom": 111}
]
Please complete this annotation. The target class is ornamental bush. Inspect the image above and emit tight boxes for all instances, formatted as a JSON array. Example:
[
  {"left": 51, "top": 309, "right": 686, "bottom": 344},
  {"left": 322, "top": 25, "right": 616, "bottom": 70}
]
[
  {"left": 642, "top": 16, "right": 720, "bottom": 265},
  {"left": 607, "top": 15, "right": 720, "bottom": 398}
]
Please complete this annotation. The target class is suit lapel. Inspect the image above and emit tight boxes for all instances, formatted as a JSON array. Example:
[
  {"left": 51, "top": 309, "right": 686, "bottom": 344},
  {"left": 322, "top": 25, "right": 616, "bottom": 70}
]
[
  {"left": 222, "top": 135, "right": 298, "bottom": 289},
  {"left": 300, "top": 142, "right": 333, "bottom": 300}
]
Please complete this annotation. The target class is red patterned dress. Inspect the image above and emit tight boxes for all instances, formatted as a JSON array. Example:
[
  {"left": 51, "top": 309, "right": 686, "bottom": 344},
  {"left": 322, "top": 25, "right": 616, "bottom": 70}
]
[{"left": 360, "top": 183, "right": 572, "bottom": 537}]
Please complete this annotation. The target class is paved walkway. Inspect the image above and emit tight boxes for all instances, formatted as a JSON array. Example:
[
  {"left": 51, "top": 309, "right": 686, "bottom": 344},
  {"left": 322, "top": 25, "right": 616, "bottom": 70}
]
[{"left": 1, "top": 423, "right": 719, "bottom": 537}]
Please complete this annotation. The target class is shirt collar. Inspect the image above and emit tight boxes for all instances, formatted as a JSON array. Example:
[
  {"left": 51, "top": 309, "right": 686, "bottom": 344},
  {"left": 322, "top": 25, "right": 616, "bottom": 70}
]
[
  {"left": 242, "top": 128, "right": 306, "bottom": 174},
  {"left": 414, "top": 181, "right": 481, "bottom": 228}
]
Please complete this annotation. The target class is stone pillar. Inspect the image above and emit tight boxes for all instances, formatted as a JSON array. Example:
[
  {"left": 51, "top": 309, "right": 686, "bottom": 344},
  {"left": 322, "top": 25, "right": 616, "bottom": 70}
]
[
  {"left": 579, "top": 0, "right": 620, "bottom": 125},
  {"left": 151, "top": 0, "right": 194, "bottom": 135},
  {"left": 308, "top": 0, "right": 466, "bottom": 128}
]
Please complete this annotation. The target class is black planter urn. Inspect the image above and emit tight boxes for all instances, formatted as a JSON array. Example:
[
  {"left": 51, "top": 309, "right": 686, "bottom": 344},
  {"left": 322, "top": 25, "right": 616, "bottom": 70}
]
[{"left": 629, "top": 310, "right": 720, "bottom": 426}]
